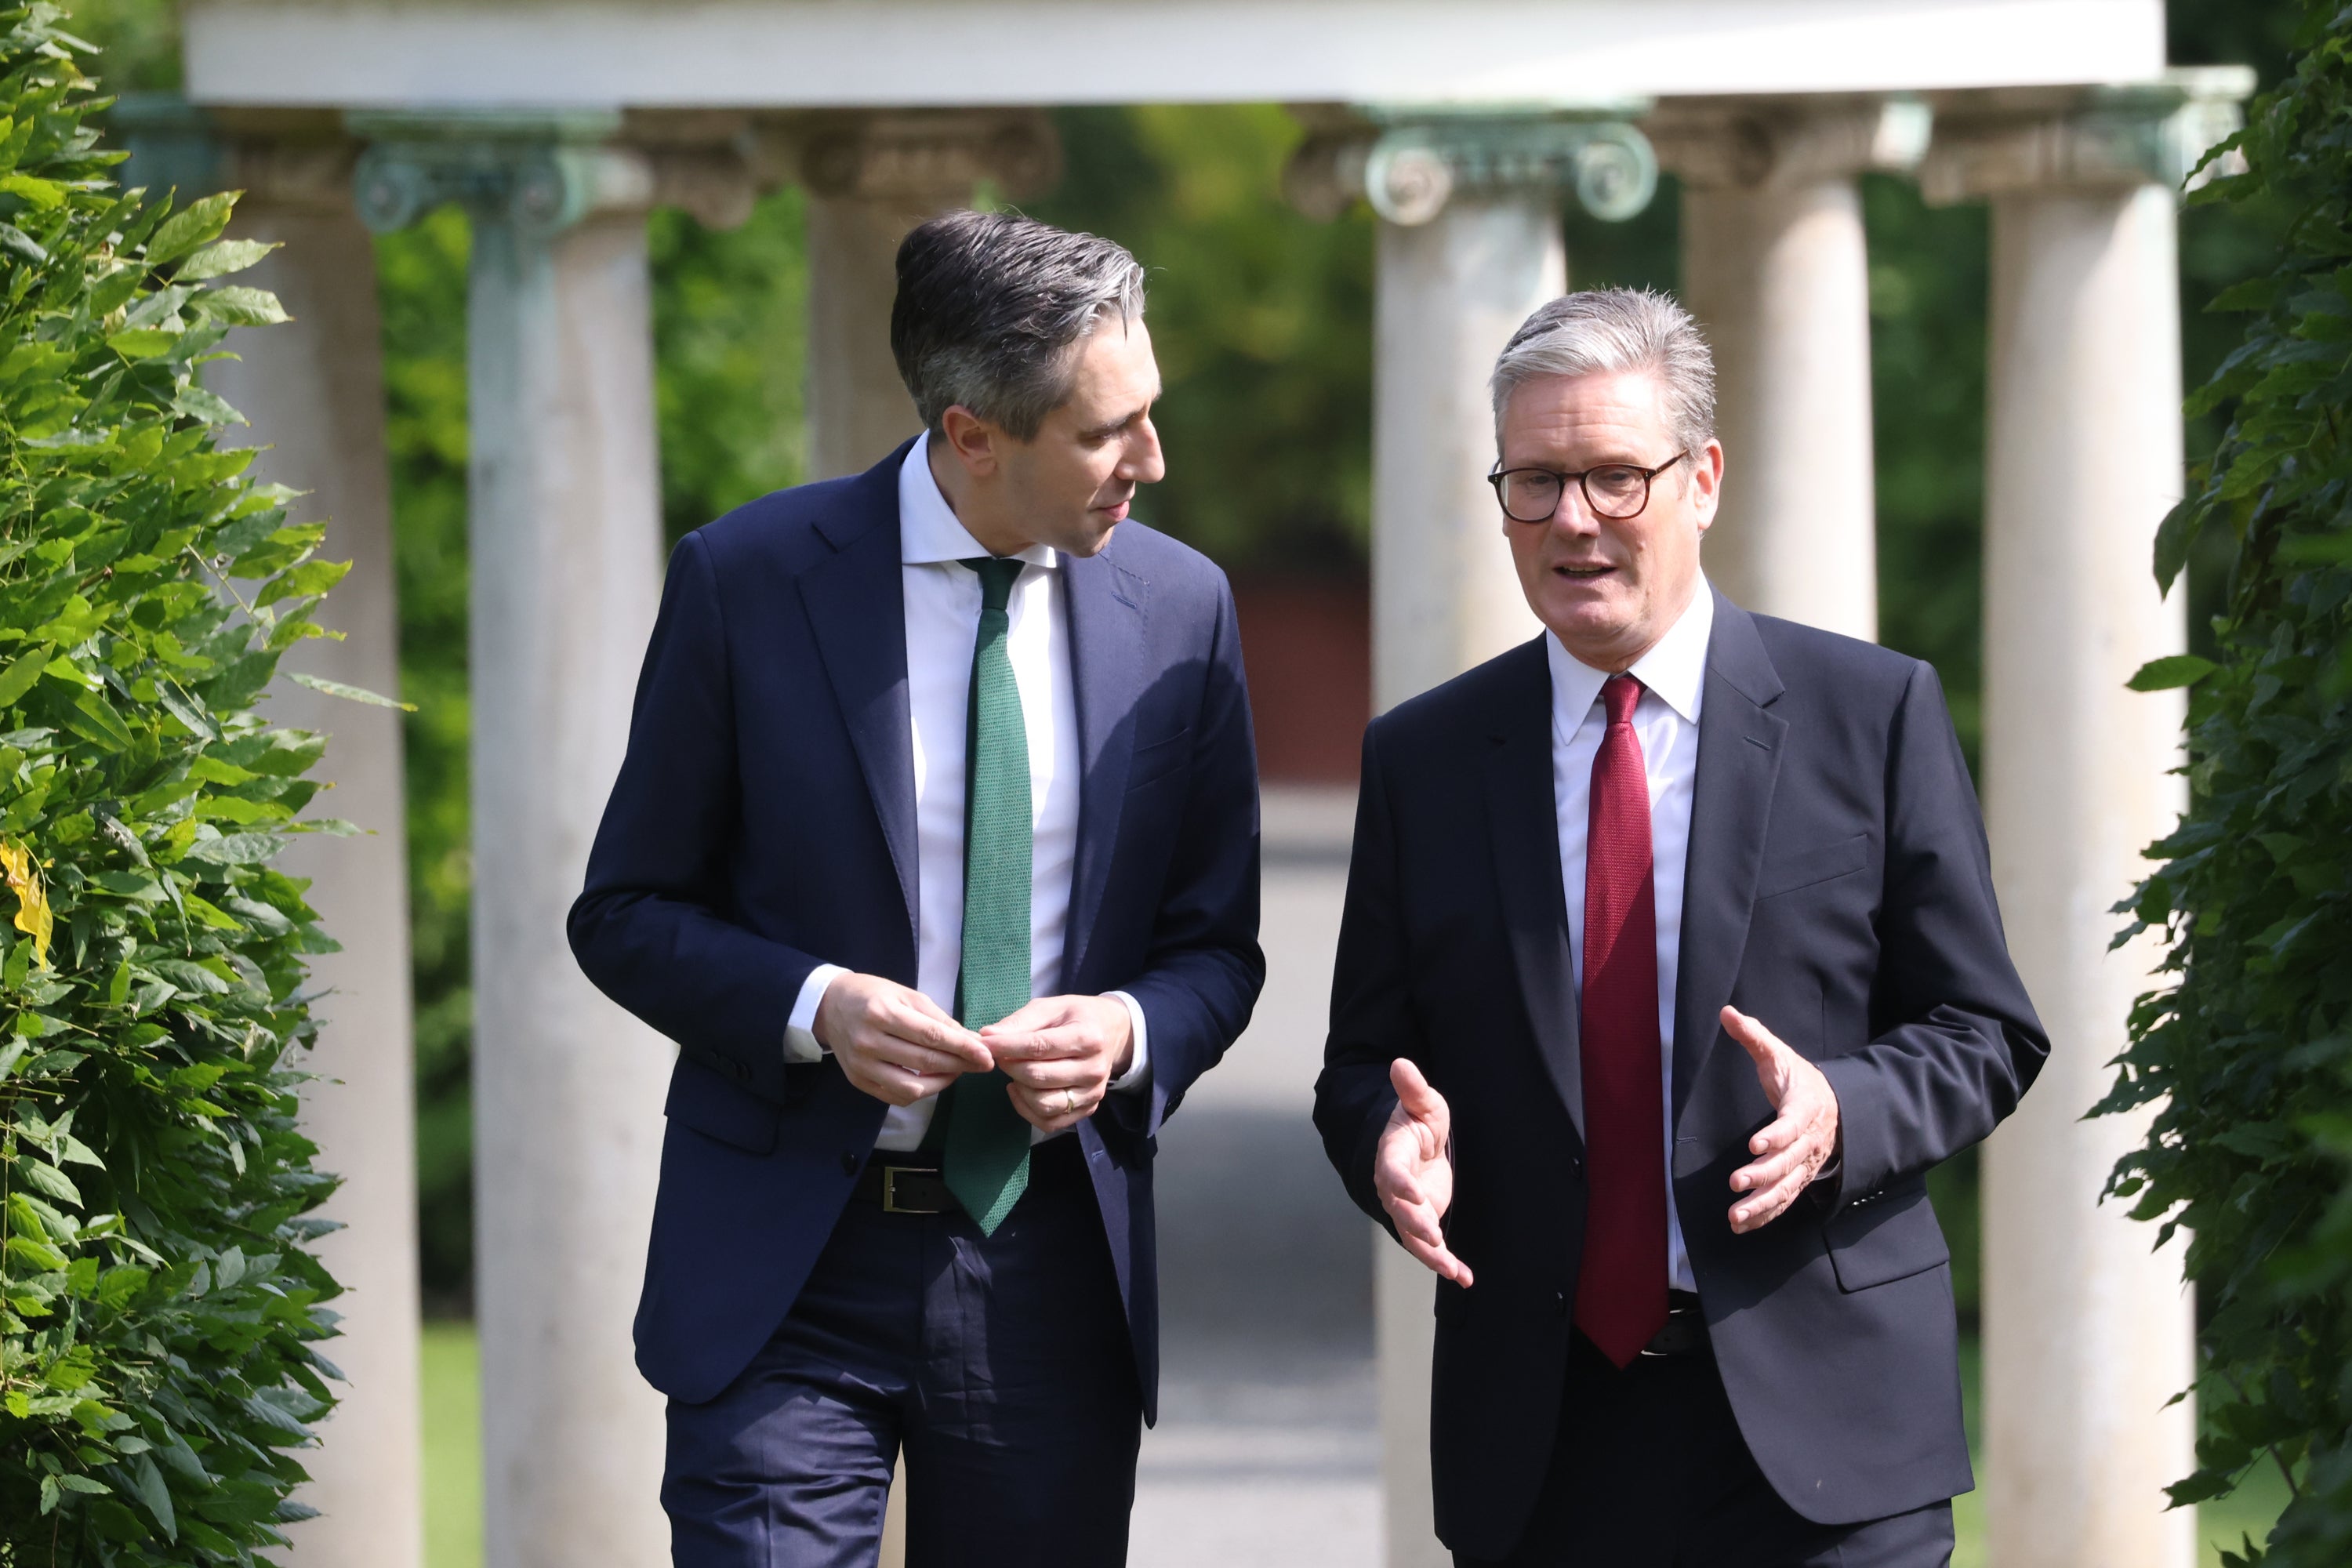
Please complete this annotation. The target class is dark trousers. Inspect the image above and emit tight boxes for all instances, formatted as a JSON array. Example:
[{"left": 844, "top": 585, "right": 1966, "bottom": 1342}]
[
  {"left": 663, "top": 1138, "right": 1142, "bottom": 1568},
  {"left": 1459, "top": 1333, "right": 1955, "bottom": 1568}
]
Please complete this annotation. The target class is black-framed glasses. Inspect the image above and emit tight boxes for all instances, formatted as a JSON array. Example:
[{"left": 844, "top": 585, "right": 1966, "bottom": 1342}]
[{"left": 1487, "top": 450, "right": 1691, "bottom": 524}]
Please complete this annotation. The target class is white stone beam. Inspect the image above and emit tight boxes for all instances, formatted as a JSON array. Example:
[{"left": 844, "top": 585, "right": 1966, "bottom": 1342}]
[{"left": 183, "top": 0, "right": 2167, "bottom": 111}]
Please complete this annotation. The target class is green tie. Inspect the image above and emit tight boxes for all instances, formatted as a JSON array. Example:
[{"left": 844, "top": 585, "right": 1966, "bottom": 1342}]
[{"left": 941, "top": 557, "right": 1034, "bottom": 1233}]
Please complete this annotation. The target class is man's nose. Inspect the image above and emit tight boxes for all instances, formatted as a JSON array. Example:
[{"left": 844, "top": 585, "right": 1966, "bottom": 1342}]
[{"left": 1123, "top": 420, "right": 1167, "bottom": 485}]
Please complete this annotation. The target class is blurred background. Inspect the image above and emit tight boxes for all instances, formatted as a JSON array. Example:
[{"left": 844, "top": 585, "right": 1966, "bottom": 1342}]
[{"left": 63, "top": 1, "right": 2310, "bottom": 1563}]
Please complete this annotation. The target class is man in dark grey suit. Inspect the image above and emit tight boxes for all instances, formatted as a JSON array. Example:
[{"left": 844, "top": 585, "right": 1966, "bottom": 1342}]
[{"left": 1315, "top": 289, "right": 2045, "bottom": 1566}]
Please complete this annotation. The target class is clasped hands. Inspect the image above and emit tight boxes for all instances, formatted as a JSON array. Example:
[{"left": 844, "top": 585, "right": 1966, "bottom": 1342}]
[
  {"left": 1374, "top": 1004, "right": 1842, "bottom": 1284},
  {"left": 813, "top": 972, "right": 1132, "bottom": 1135}
]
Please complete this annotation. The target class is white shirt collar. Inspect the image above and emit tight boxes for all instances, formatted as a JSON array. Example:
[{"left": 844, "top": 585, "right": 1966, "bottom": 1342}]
[
  {"left": 896, "top": 436, "right": 1058, "bottom": 570},
  {"left": 1546, "top": 579, "right": 1715, "bottom": 734}
]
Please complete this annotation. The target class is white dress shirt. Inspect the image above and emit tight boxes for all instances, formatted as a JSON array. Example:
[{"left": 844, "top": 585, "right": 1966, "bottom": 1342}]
[
  {"left": 1548, "top": 581, "right": 1715, "bottom": 1294},
  {"left": 785, "top": 437, "right": 1149, "bottom": 1151}
]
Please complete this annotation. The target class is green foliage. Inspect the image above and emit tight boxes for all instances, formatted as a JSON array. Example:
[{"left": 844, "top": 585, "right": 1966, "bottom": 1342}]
[
  {"left": 2101, "top": 8, "right": 2352, "bottom": 1565},
  {"left": 0, "top": 6, "right": 347, "bottom": 1559}
]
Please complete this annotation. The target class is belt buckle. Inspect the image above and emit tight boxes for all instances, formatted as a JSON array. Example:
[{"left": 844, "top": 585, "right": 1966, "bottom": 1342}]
[{"left": 881, "top": 1166, "right": 942, "bottom": 1215}]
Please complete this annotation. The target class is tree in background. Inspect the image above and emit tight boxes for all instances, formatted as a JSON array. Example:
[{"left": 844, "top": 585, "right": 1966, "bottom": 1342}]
[
  {"left": 0, "top": 5, "right": 357, "bottom": 1557},
  {"left": 2103, "top": 6, "right": 2352, "bottom": 1564}
]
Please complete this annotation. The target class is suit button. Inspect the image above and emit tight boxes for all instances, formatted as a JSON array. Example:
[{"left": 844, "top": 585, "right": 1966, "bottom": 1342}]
[
  {"left": 1554, "top": 1291, "right": 1569, "bottom": 1317},
  {"left": 840, "top": 1152, "right": 859, "bottom": 1176}
]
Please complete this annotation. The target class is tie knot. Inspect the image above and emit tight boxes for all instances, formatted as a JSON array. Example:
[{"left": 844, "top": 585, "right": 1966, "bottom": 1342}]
[
  {"left": 964, "top": 555, "right": 1024, "bottom": 611},
  {"left": 1602, "top": 673, "right": 1643, "bottom": 727}
]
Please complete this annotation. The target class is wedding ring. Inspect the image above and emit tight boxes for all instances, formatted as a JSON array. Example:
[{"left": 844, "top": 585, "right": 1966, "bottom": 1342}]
[{"left": 1062, "top": 1088, "right": 1080, "bottom": 1115}]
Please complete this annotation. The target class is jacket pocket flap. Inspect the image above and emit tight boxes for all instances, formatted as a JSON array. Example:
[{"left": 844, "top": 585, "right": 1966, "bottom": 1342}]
[
  {"left": 1757, "top": 833, "right": 1870, "bottom": 900},
  {"left": 1823, "top": 1185, "right": 1948, "bottom": 1292},
  {"left": 666, "top": 1054, "right": 782, "bottom": 1156}
]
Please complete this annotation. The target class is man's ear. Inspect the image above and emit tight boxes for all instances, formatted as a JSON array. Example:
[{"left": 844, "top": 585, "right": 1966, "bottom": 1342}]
[
  {"left": 1690, "top": 438, "right": 1726, "bottom": 535},
  {"left": 939, "top": 405, "right": 1001, "bottom": 478}
]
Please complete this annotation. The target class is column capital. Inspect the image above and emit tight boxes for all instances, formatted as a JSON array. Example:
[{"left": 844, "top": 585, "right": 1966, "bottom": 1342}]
[
  {"left": 1286, "top": 106, "right": 1658, "bottom": 227},
  {"left": 347, "top": 109, "right": 760, "bottom": 236},
  {"left": 1646, "top": 96, "right": 1932, "bottom": 192},
  {"left": 753, "top": 109, "right": 1062, "bottom": 213},
  {"left": 1918, "top": 68, "right": 2254, "bottom": 205}
]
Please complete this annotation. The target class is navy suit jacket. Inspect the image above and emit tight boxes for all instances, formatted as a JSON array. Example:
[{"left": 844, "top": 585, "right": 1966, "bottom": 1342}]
[
  {"left": 570, "top": 440, "right": 1265, "bottom": 1414},
  {"left": 1314, "top": 593, "right": 2047, "bottom": 1557}
]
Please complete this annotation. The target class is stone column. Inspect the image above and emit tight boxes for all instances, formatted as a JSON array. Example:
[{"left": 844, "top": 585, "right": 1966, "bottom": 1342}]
[
  {"left": 117, "top": 103, "right": 424, "bottom": 1568},
  {"left": 351, "top": 117, "right": 751, "bottom": 1568},
  {"left": 771, "top": 111, "right": 1060, "bottom": 479},
  {"left": 1660, "top": 99, "right": 1931, "bottom": 639},
  {"left": 1294, "top": 111, "right": 1659, "bottom": 1568},
  {"left": 1921, "top": 74, "right": 2247, "bottom": 1568}
]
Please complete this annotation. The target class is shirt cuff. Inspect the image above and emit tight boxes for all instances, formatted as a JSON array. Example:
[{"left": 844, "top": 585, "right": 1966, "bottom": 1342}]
[
  {"left": 1105, "top": 991, "right": 1150, "bottom": 1094},
  {"left": 784, "top": 964, "right": 852, "bottom": 1065}
]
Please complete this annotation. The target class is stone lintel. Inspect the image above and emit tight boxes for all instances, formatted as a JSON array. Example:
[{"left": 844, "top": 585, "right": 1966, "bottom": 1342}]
[
  {"left": 1645, "top": 94, "right": 1933, "bottom": 192},
  {"left": 1285, "top": 104, "right": 1659, "bottom": 227},
  {"left": 1918, "top": 68, "right": 2255, "bottom": 205}
]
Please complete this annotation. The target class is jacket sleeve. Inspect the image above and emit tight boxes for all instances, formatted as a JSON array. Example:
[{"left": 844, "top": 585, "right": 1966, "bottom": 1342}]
[
  {"left": 567, "top": 530, "right": 825, "bottom": 1087},
  {"left": 1313, "top": 718, "right": 1413, "bottom": 1233},
  {"left": 1102, "top": 575, "right": 1267, "bottom": 1140},
  {"left": 1818, "top": 659, "right": 2050, "bottom": 1206}
]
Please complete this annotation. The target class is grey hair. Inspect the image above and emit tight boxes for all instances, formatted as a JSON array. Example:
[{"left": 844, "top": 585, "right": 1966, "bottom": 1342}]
[
  {"left": 891, "top": 210, "right": 1148, "bottom": 441},
  {"left": 1489, "top": 288, "right": 1716, "bottom": 455}
]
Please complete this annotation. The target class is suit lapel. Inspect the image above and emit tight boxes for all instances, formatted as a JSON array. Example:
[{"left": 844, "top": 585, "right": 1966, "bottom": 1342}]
[
  {"left": 1058, "top": 545, "right": 1150, "bottom": 992},
  {"left": 800, "top": 446, "right": 919, "bottom": 950},
  {"left": 1481, "top": 637, "right": 1585, "bottom": 1144},
  {"left": 1671, "top": 592, "right": 1787, "bottom": 1123}
]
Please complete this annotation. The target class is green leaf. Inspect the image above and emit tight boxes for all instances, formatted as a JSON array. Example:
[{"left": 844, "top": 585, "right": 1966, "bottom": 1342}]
[
  {"left": 175, "top": 237, "right": 276, "bottom": 281},
  {"left": 105, "top": 327, "right": 179, "bottom": 360},
  {"left": 289, "top": 671, "right": 416, "bottom": 711},
  {"left": 65, "top": 688, "right": 135, "bottom": 751},
  {"left": 144, "top": 190, "right": 238, "bottom": 266},
  {"left": 191, "top": 285, "right": 289, "bottom": 327},
  {"left": 2127, "top": 655, "right": 2219, "bottom": 691},
  {"left": 0, "top": 642, "right": 53, "bottom": 708},
  {"left": 129, "top": 1453, "right": 176, "bottom": 1540}
]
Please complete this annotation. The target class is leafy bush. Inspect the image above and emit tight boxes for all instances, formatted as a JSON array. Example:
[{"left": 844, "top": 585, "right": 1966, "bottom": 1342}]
[
  {"left": 2103, "top": 6, "right": 2352, "bottom": 1565},
  {"left": 0, "top": 5, "right": 352, "bottom": 1560}
]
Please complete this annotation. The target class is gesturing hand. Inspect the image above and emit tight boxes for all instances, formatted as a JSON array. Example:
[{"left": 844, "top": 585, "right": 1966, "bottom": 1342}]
[
  {"left": 1722, "top": 1005, "right": 1842, "bottom": 1233},
  {"left": 1374, "top": 1058, "right": 1473, "bottom": 1287},
  {"left": 982, "top": 994, "right": 1134, "bottom": 1135},
  {"left": 815, "top": 973, "right": 993, "bottom": 1108}
]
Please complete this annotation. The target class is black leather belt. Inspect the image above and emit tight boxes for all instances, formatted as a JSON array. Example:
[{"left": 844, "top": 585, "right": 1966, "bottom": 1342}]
[
  {"left": 851, "top": 1160, "right": 960, "bottom": 1214},
  {"left": 1640, "top": 1291, "right": 1711, "bottom": 1359}
]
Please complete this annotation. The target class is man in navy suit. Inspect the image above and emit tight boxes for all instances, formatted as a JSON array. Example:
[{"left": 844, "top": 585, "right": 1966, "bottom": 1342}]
[
  {"left": 1316, "top": 289, "right": 2046, "bottom": 1565},
  {"left": 571, "top": 211, "right": 1263, "bottom": 1567}
]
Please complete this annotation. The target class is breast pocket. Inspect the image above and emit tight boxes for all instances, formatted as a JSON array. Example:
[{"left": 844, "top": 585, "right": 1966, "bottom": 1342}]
[
  {"left": 1755, "top": 832, "right": 1870, "bottom": 900},
  {"left": 1125, "top": 726, "right": 1193, "bottom": 793}
]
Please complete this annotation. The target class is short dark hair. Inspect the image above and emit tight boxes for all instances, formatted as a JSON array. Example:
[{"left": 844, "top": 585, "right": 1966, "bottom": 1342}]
[{"left": 890, "top": 210, "right": 1147, "bottom": 441}]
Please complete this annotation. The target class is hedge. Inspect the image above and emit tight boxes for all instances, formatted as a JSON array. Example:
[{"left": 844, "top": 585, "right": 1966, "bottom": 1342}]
[
  {"left": 0, "top": 5, "right": 357, "bottom": 1562},
  {"left": 2102, "top": 5, "right": 2352, "bottom": 1565}
]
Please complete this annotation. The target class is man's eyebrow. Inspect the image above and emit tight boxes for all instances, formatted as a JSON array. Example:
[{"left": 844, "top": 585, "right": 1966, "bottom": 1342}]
[{"left": 1082, "top": 383, "right": 1161, "bottom": 438}]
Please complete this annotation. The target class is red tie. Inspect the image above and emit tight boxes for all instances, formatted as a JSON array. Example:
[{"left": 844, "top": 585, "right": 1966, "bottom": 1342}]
[{"left": 1573, "top": 673, "right": 1669, "bottom": 1368}]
